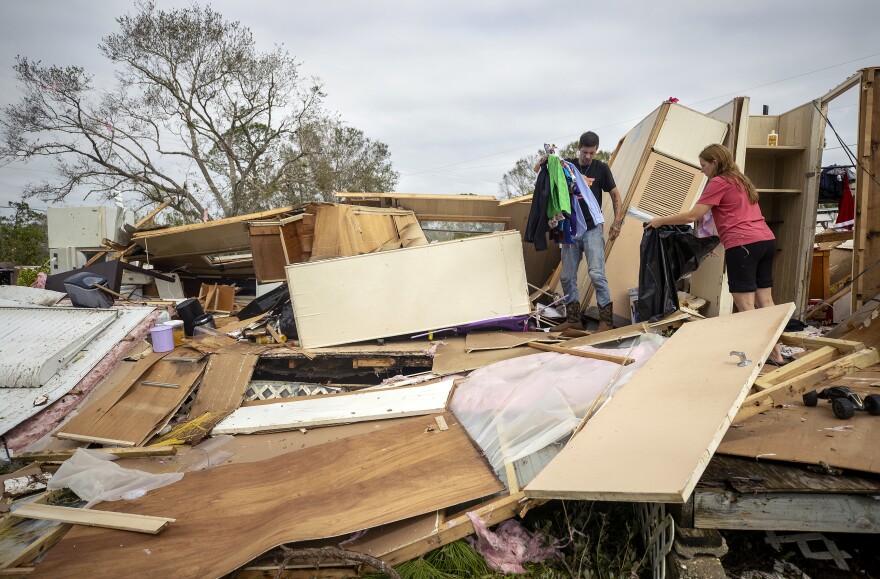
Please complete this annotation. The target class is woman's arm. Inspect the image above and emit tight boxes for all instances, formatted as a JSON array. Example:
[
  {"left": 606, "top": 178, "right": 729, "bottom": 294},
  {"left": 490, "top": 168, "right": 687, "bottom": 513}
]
[{"left": 645, "top": 204, "right": 712, "bottom": 228}]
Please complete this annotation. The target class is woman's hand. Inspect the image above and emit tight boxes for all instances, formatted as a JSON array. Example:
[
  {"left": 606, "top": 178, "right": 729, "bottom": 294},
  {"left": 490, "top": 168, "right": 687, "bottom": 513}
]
[{"left": 645, "top": 217, "right": 664, "bottom": 229}]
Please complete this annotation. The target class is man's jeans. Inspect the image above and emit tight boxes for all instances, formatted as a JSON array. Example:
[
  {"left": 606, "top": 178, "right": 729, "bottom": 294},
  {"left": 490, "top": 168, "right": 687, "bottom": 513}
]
[{"left": 560, "top": 225, "right": 611, "bottom": 308}]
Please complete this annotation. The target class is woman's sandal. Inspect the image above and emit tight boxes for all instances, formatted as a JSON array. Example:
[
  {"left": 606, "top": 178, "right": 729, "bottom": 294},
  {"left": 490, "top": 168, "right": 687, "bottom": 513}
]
[{"left": 764, "top": 358, "right": 791, "bottom": 367}]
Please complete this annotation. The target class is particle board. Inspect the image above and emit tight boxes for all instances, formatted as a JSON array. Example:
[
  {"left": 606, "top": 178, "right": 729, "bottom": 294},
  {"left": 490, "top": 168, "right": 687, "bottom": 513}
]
[
  {"left": 213, "top": 379, "right": 455, "bottom": 435},
  {"left": 718, "top": 383, "right": 880, "bottom": 475},
  {"left": 31, "top": 413, "right": 503, "bottom": 579},
  {"left": 524, "top": 304, "right": 794, "bottom": 503},
  {"left": 55, "top": 348, "right": 206, "bottom": 447},
  {"left": 186, "top": 344, "right": 263, "bottom": 419},
  {"left": 431, "top": 337, "right": 537, "bottom": 376},
  {"left": 286, "top": 231, "right": 530, "bottom": 349},
  {"left": 464, "top": 332, "right": 562, "bottom": 352}
]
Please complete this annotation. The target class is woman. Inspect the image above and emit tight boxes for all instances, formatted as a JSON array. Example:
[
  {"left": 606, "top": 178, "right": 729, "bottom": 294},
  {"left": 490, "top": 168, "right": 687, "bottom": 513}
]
[{"left": 645, "top": 143, "right": 786, "bottom": 365}]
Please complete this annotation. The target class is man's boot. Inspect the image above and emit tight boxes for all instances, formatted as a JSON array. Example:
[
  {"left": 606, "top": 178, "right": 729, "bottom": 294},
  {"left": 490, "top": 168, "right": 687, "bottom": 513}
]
[
  {"left": 597, "top": 301, "right": 614, "bottom": 332},
  {"left": 551, "top": 300, "right": 584, "bottom": 331}
]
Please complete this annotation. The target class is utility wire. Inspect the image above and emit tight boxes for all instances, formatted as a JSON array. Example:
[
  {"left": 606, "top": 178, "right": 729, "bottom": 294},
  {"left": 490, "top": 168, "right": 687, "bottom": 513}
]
[{"left": 813, "top": 100, "right": 880, "bottom": 188}]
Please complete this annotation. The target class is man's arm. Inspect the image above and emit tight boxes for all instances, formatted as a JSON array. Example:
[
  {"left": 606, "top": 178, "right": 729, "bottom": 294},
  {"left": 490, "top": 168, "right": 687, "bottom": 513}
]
[{"left": 608, "top": 186, "right": 625, "bottom": 241}]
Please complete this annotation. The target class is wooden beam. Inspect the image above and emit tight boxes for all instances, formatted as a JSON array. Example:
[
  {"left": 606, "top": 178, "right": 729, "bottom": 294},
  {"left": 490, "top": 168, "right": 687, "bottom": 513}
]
[
  {"left": 351, "top": 357, "right": 395, "bottom": 368},
  {"left": 133, "top": 198, "right": 172, "bottom": 229},
  {"left": 752, "top": 346, "right": 838, "bottom": 390},
  {"left": 779, "top": 333, "right": 865, "bottom": 353},
  {"left": 735, "top": 348, "right": 880, "bottom": 422},
  {"left": 498, "top": 195, "right": 532, "bottom": 206},
  {"left": 814, "top": 230, "right": 854, "bottom": 244},
  {"left": 14, "top": 446, "right": 177, "bottom": 463},
  {"left": 53, "top": 434, "right": 137, "bottom": 447},
  {"left": 10, "top": 504, "right": 175, "bottom": 534},
  {"left": 416, "top": 214, "right": 511, "bottom": 224},
  {"left": 853, "top": 67, "right": 880, "bottom": 309},
  {"left": 526, "top": 341, "right": 634, "bottom": 365},
  {"left": 695, "top": 490, "right": 880, "bottom": 533},
  {"left": 821, "top": 71, "right": 863, "bottom": 104}
]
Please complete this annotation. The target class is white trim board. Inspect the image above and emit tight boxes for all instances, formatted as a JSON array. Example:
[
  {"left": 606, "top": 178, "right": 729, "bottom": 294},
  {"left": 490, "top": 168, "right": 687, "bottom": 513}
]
[
  {"left": 524, "top": 304, "right": 794, "bottom": 504},
  {"left": 212, "top": 379, "right": 455, "bottom": 435},
  {"left": 0, "top": 307, "right": 155, "bottom": 437},
  {"left": 285, "top": 231, "right": 530, "bottom": 349}
]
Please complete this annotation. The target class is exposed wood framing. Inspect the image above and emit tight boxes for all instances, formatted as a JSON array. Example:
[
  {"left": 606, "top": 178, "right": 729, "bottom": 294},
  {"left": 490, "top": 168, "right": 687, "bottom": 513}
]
[
  {"left": 753, "top": 346, "right": 838, "bottom": 390},
  {"left": 853, "top": 67, "right": 880, "bottom": 309},
  {"left": 735, "top": 348, "right": 880, "bottom": 423},
  {"left": 525, "top": 341, "right": 634, "bottom": 365},
  {"left": 778, "top": 333, "right": 865, "bottom": 354}
]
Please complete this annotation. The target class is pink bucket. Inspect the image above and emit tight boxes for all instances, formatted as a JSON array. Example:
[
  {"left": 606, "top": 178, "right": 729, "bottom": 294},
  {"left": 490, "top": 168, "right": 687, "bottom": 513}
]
[{"left": 149, "top": 325, "right": 175, "bottom": 353}]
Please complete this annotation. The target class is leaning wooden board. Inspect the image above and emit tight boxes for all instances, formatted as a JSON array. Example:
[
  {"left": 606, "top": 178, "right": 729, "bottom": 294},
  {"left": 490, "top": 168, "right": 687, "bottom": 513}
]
[
  {"left": 285, "top": 231, "right": 530, "bottom": 349},
  {"left": 31, "top": 413, "right": 502, "bottom": 578},
  {"left": 524, "top": 304, "right": 794, "bottom": 503}
]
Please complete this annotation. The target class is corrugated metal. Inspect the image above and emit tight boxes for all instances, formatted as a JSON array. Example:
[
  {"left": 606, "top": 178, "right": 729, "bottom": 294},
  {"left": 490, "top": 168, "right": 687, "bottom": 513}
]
[
  {"left": 0, "top": 286, "right": 66, "bottom": 308},
  {"left": 0, "top": 307, "right": 117, "bottom": 388},
  {"left": 0, "top": 307, "right": 155, "bottom": 436}
]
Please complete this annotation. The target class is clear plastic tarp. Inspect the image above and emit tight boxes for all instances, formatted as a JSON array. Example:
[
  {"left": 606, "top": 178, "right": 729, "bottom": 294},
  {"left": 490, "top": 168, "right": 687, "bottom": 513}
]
[
  {"left": 46, "top": 448, "right": 183, "bottom": 507},
  {"left": 450, "top": 334, "right": 664, "bottom": 471}
]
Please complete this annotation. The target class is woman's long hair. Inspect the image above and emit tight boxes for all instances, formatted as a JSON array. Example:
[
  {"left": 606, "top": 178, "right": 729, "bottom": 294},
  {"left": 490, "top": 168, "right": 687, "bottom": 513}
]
[{"left": 699, "top": 144, "right": 759, "bottom": 204}]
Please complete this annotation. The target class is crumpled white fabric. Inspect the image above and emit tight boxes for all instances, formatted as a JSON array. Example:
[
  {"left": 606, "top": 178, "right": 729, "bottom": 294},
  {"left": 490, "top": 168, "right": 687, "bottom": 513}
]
[{"left": 46, "top": 448, "right": 183, "bottom": 507}]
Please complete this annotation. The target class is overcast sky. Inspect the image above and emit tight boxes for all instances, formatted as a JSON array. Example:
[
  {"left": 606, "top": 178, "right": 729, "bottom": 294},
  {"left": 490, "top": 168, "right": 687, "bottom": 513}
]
[{"left": 1, "top": 0, "right": 878, "bottom": 214}]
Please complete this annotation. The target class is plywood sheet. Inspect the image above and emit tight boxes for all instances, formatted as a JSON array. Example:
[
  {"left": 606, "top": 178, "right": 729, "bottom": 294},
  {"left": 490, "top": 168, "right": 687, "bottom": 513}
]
[
  {"left": 286, "top": 231, "right": 530, "bottom": 349},
  {"left": 717, "top": 383, "right": 880, "bottom": 475},
  {"left": 56, "top": 348, "right": 206, "bottom": 446},
  {"left": 213, "top": 379, "right": 455, "bottom": 434},
  {"left": 524, "top": 304, "right": 794, "bottom": 503},
  {"left": 186, "top": 344, "right": 263, "bottom": 419},
  {"left": 32, "top": 413, "right": 502, "bottom": 579}
]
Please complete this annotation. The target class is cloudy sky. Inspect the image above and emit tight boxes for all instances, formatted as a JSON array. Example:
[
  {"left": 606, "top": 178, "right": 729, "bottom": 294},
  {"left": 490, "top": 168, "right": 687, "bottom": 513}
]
[{"left": 1, "top": 0, "right": 878, "bottom": 214}]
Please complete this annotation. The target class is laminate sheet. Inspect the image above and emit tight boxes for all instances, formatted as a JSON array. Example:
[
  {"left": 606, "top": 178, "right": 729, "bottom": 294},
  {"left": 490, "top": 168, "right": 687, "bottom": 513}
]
[
  {"left": 32, "top": 413, "right": 502, "bottom": 579},
  {"left": 56, "top": 348, "right": 206, "bottom": 446},
  {"left": 213, "top": 379, "right": 455, "bottom": 434},
  {"left": 286, "top": 231, "right": 530, "bottom": 349},
  {"left": 524, "top": 304, "right": 794, "bottom": 503},
  {"left": 717, "top": 383, "right": 880, "bottom": 475}
]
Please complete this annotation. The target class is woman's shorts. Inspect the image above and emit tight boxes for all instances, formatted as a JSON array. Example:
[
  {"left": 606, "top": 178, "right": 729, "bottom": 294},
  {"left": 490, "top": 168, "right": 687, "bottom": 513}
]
[{"left": 725, "top": 239, "right": 776, "bottom": 293}]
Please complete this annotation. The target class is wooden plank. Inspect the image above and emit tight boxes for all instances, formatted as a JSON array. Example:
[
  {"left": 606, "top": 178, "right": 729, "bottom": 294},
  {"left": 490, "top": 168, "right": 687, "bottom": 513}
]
[
  {"left": 735, "top": 348, "right": 880, "bottom": 423},
  {"left": 286, "top": 232, "right": 530, "bottom": 349},
  {"left": 212, "top": 379, "right": 455, "bottom": 435},
  {"left": 779, "top": 333, "right": 865, "bottom": 353},
  {"left": 524, "top": 304, "right": 794, "bottom": 503},
  {"left": 525, "top": 341, "right": 634, "bottom": 365},
  {"left": 187, "top": 347, "right": 261, "bottom": 419},
  {"left": 694, "top": 490, "right": 880, "bottom": 533},
  {"left": 814, "top": 230, "right": 855, "bottom": 244},
  {"left": 56, "top": 349, "right": 207, "bottom": 447},
  {"left": 431, "top": 337, "right": 536, "bottom": 375},
  {"left": 753, "top": 346, "right": 838, "bottom": 390},
  {"left": 32, "top": 413, "right": 503, "bottom": 578},
  {"left": 351, "top": 357, "right": 395, "bottom": 368},
  {"left": 853, "top": 67, "right": 880, "bottom": 309},
  {"left": 15, "top": 446, "right": 176, "bottom": 463},
  {"left": 698, "top": 455, "right": 880, "bottom": 494},
  {"left": 10, "top": 504, "right": 174, "bottom": 535},
  {"left": 720, "top": 383, "right": 880, "bottom": 475}
]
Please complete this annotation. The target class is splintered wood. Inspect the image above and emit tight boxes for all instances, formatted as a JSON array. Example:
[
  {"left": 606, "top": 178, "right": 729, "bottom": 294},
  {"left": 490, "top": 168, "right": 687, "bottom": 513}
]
[{"left": 31, "top": 414, "right": 502, "bottom": 578}]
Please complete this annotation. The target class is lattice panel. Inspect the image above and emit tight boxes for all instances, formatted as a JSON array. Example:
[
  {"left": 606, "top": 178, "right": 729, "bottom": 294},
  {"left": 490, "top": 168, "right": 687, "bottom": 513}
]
[{"left": 245, "top": 380, "right": 344, "bottom": 401}]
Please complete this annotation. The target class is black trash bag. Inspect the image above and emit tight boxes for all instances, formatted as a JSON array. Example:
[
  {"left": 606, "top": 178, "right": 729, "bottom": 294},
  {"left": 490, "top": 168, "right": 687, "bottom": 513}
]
[
  {"left": 637, "top": 225, "right": 720, "bottom": 322},
  {"left": 278, "top": 299, "right": 298, "bottom": 340}
]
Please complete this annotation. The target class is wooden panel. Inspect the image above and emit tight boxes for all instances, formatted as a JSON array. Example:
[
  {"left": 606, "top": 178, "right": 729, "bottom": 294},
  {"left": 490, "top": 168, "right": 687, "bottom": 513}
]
[
  {"left": 249, "top": 224, "right": 292, "bottom": 283},
  {"left": 56, "top": 348, "right": 206, "bottom": 447},
  {"left": 695, "top": 491, "right": 880, "bottom": 533},
  {"left": 213, "top": 379, "right": 455, "bottom": 434},
  {"left": 719, "top": 382, "right": 880, "bottom": 475},
  {"left": 746, "top": 116, "right": 779, "bottom": 146},
  {"left": 11, "top": 504, "right": 174, "bottom": 535},
  {"left": 854, "top": 67, "right": 880, "bottom": 308},
  {"left": 654, "top": 104, "right": 730, "bottom": 168},
  {"left": 699, "top": 455, "right": 880, "bottom": 494},
  {"left": 286, "top": 232, "right": 530, "bottom": 349},
  {"left": 32, "top": 414, "right": 503, "bottom": 579},
  {"left": 186, "top": 345, "right": 262, "bottom": 419},
  {"left": 464, "top": 331, "right": 561, "bottom": 352},
  {"left": 524, "top": 304, "right": 794, "bottom": 503}
]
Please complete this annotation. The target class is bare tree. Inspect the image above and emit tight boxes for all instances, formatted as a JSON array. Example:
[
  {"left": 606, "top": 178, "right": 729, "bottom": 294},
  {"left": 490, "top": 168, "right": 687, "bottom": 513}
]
[
  {"left": 1, "top": 2, "right": 326, "bottom": 220},
  {"left": 498, "top": 141, "right": 610, "bottom": 199}
]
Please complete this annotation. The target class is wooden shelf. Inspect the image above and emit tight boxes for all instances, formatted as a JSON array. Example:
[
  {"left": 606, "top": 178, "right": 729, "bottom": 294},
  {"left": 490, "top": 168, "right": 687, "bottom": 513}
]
[
  {"left": 757, "top": 188, "right": 801, "bottom": 196},
  {"left": 746, "top": 145, "right": 806, "bottom": 157}
]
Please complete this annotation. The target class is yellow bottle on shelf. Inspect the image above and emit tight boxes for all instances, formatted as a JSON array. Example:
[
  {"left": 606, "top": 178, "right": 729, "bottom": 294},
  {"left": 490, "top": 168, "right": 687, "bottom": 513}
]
[{"left": 767, "top": 130, "right": 778, "bottom": 147}]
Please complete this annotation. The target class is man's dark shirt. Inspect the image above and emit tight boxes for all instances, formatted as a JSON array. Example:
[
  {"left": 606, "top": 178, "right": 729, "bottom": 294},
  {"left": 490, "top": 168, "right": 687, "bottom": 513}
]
[{"left": 564, "top": 158, "right": 616, "bottom": 229}]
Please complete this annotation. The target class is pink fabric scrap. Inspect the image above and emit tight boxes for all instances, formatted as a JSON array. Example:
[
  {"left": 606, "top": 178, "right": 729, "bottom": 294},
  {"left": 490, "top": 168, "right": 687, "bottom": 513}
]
[
  {"left": 31, "top": 272, "right": 47, "bottom": 289},
  {"left": 466, "top": 512, "right": 561, "bottom": 574}
]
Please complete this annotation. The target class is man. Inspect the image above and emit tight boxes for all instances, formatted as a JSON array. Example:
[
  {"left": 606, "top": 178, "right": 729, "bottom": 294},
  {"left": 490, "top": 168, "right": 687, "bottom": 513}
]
[{"left": 540, "top": 131, "right": 625, "bottom": 331}]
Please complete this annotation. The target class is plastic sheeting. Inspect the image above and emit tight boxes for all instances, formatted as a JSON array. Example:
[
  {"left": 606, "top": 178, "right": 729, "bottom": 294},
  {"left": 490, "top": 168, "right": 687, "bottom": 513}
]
[
  {"left": 637, "top": 225, "right": 719, "bottom": 322},
  {"left": 450, "top": 334, "right": 664, "bottom": 471},
  {"left": 46, "top": 448, "right": 183, "bottom": 507}
]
